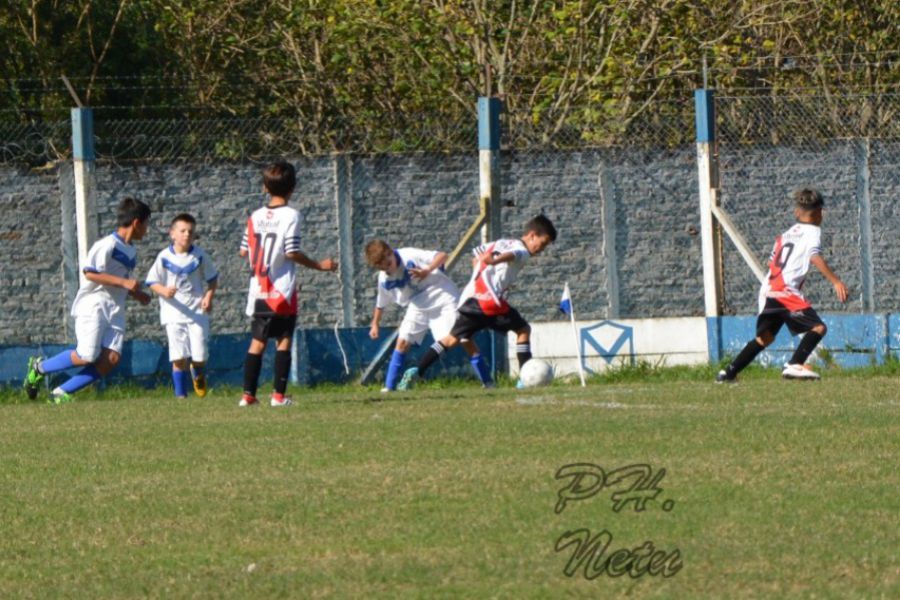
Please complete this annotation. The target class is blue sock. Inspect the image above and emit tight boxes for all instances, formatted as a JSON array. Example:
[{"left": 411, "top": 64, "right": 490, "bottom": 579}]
[
  {"left": 470, "top": 353, "right": 493, "bottom": 385},
  {"left": 385, "top": 350, "right": 406, "bottom": 390},
  {"left": 59, "top": 365, "right": 100, "bottom": 394},
  {"left": 40, "top": 349, "right": 76, "bottom": 374},
  {"left": 173, "top": 369, "right": 189, "bottom": 397}
]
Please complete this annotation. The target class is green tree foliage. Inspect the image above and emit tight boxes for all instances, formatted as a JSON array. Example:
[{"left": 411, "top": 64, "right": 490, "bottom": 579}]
[{"left": 0, "top": 0, "right": 896, "bottom": 153}]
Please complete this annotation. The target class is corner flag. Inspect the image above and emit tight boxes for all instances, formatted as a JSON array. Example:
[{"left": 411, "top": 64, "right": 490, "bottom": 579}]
[{"left": 559, "top": 283, "right": 572, "bottom": 315}]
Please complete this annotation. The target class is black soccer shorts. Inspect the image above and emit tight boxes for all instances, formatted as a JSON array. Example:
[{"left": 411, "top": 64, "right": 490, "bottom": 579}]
[
  {"left": 250, "top": 314, "right": 297, "bottom": 341},
  {"left": 450, "top": 298, "right": 530, "bottom": 340},
  {"left": 755, "top": 298, "right": 824, "bottom": 338}
]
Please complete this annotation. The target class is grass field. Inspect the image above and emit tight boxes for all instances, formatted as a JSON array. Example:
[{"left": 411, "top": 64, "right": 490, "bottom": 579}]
[{"left": 1, "top": 368, "right": 898, "bottom": 599}]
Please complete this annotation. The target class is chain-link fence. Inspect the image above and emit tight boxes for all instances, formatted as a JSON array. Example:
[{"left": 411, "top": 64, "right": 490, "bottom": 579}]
[{"left": 716, "top": 93, "right": 900, "bottom": 315}]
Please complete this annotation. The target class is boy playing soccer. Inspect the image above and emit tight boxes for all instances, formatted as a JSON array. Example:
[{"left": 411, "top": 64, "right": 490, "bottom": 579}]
[
  {"left": 145, "top": 213, "right": 218, "bottom": 399},
  {"left": 365, "top": 240, "right": 493, "bottom": 391},
  {"left": 398, "top": 214, "right": 557, "bottom": 390},
  {"left": 23, "top": 197, "right": 153, "bottom": 403},
  {"left": 717, "top": 188, "right": 848, "bottom": 383},
  {"left": 238, "top": 160, "right": 337, "bottom": 407}
]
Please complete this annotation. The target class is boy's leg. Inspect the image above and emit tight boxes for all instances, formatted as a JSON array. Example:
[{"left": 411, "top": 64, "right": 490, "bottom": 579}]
[
  {"left": 269, "top": 316, "right": 297, "bottom": 406},
  {"left": 50, "top": 325, "right": 122, "bottom": 403},
  {"left": 171, "top": 358, "right": 190, "bottom": 399},
  {"left": 188, "top": 321, "right": 209, "bottom": 397},
  {"left": 27, "top": 313, "right": 103, "bottom": 397},
  {"left": 242, "top": 338, "right": 266, "bottom": 405},
  {"left": 461, "top": 339, "right": 493, "bottom": 387},
  {"left": 385, "top": 338, "right": 411, "bottom": 391},
  {"left": 718, "top": 306, "right": 781, "bottom": 381},
  {"left": 783, "top": 310, "right": 827, "bottom": 379},
  {"left": 167, "top": 324, "right": 190, "bottom": 398}
]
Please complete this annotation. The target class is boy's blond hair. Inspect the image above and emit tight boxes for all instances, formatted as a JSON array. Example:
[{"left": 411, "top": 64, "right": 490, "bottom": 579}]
[{"left": 365, "top": 240, "right": 393, "bottom": 267}]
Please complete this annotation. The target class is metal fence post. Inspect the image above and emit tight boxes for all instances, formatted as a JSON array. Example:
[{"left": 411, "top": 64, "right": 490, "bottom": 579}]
[
  {"left": 478, "top": 96, "right": 507, "bottom": 376},
  {"left": 854, "top": 138, "right": 875, "bottom": 313},
  {"left": 70, "top": 107, "right": 97, "bottom": 283}
]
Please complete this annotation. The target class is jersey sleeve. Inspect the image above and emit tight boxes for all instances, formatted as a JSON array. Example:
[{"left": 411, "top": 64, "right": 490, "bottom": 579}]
[
  {"left": 283, "top": 212, "right": 303, "bottom": 255},
  {"left": 808, "top": 227, "right": 822, "bottom": 256},
  {"left": 405, "top": 248, "right": 439, "bottom": 269},
  {"left": 375, "top": 278, "right": 392, "bottom": 310},
  {"left": 200, "top": 248, "right": 219, "bottom": 283},
  {"left": 82, "top": 237, "right": 113, "bottom": 275},
  {"left": 240, "top": 220, "right": 250, "bottom": 253},
  {"left": 144, "top": 251, "right": 166, "bottom": 286}
]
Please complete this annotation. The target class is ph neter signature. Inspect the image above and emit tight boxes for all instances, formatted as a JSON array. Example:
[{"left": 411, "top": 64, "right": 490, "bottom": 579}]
[{"left": 555, "top": 463, "right": 675, "bottom": 514}]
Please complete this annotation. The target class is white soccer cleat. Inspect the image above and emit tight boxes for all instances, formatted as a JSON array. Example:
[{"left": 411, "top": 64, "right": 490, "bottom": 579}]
[
  {"left": 270, "top": 395, "right": 294, "bottom": 407},
  {"left": 238, "top": 393, "right": 258, "bottom": 407},
  {"left": 380, "top": 387, "right": 392, "bottom": 393},
  {"left": 782, "top": 364, "right": 821, "bottom": 380}
]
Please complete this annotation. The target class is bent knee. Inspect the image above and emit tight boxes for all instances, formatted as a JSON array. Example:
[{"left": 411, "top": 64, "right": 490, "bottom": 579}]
[{"left": 811, "top": 323, "right": 827, "bottom": 336}]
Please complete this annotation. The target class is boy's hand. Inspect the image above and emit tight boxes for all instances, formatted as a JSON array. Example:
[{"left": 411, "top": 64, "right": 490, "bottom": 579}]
[
  {"left": 369, "top": 324, "right": 379, "bottom": 340},
  {"left": 123, "top": 278, "right": 142, "bottom": 293},
  {"left": 162, "top": 286, "right": 177, "bottom": 299},
  {"left": 319, "top": 258, "right": 337, "bottom": 272},
  {"left": 132, "top": 289, "right": 152, "bottom": 305},
  {"left": 201, "top": 294, "right": 214, "bottom": 313},
  {"left": 833, "top": 280, "right": 848, "bottom": 303},
  {"left": 409, "top": 266, "right": 430, "bottom": 280}
]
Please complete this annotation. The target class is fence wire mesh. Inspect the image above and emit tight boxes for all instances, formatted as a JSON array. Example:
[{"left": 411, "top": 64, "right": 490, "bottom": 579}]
[{"left": 716, "top": 93, "right": 900, "bottom": 315}]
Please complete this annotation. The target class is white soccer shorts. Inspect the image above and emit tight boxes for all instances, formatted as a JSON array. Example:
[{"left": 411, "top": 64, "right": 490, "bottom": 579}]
[
  {"left": 165, "top": 321, "right": 210, "bottom": 362},
  {"left": 74, "top": 315, "right": 124, "bottom": 362},
  {"left": 398, "top": 302, "right": 458, "bottom": 345}
]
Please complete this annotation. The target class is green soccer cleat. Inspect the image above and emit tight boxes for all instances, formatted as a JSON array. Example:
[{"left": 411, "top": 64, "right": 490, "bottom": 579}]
[
  {"left": 49, "top": 390, "right": 73, "bottom": 405},
  {"left": 396, "top": 367, "right": 419, "bottom": 391},
  {"left": 23, "top": 356, "right": 44, "bottom": 400}
]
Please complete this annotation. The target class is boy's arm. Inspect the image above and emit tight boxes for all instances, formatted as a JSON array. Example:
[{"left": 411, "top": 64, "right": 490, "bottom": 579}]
[
  {"left": 810, "top": 255, "right": 848, "bottom": 303},
  {"left": 286, "top": 251, "right": 337, "bottom": 272},
  {"left": 479, "top": 251, "right": 517, "bottom": 267},
  {"left": 148, "top": 282, "right": 177, "bottom": 299},
  {"left": 84, "top": 271, "right": 152, "bottom": 305},
  {"left": 369, "top": 307, "right": 384, "bottom": 340},
  {"left": 201, "top": 278, "right": 217, "bottom": 312},
  {"left": 409, "top": 251, "right": 447, "bottom": 280}
]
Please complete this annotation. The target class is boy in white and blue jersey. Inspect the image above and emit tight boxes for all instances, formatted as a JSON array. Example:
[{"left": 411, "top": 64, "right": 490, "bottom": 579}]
[
  {"left": 146, "top": 214, "right": 218, "bottom": 399},
  {"left": 24, "top": 197, "right": 152, "bottom": 403},
  {"left": 364, "top": 240, "right": 493, "bottom": 391}
]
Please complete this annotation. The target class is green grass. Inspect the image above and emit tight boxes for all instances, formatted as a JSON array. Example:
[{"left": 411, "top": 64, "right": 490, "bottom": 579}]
[{"left": 1, "top": 373, "right": 898, "bottom": 598}]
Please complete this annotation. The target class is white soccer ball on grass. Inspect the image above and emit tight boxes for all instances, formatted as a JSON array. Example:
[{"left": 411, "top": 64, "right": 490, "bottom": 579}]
[{"left": 518, "top": 358, "right": 554, "bottom": 388}]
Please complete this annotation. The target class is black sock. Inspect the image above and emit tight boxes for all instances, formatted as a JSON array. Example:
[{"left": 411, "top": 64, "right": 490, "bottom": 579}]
[
  {"left": 516, "top": 343, "right": 532, "bottom": 369},
  {"left": 789, "top": 331, "right": 824, "bottom": 366},
  {"left": 243, "top": 352, "right": 263, "bottom": 397},
  {"left": 274, "top": 350, "right": 291, "bottom": 395},
  {"left": 417, "top": 341, "right": 446, "bottom": 377},
  {"left": 726, "top": 340, "right": 765, "bottom": 378}
]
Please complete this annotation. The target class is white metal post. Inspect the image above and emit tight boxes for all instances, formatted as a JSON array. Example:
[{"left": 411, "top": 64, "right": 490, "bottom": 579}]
[
  {"left": 695, "top": 90, "right": 723, "bottom": 317},
  {"left": 71, "top": 108, "right": 97, "bottom": 285}
]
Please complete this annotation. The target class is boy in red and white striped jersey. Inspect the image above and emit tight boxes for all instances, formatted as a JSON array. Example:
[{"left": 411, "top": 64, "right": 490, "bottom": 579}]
[{"left": 717, "top": 188, "right": 848, "bottom": 382}]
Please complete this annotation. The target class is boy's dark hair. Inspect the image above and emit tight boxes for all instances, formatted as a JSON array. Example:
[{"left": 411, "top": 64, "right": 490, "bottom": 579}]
[
  {"left": 171, "top": 213, "right": 196, "bottom": 227},
  {"left": 364, "top": 239, "right": 393, "bottom": 267},
  {"left": 263, "top": 160, "right": 297, "bottom": 198},
  {"left": 794, "top": 188, "right": 824, "bottom": 210},
  {"left": 524, "top": 214, "right": 557, "bottom": 242},
  {"left": 117, "top": 197, "right": 152, "bottom": 227}
]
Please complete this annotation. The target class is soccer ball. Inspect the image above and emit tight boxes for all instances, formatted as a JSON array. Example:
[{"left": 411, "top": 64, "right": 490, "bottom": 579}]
[{"left": 518, "top": 358, "right": 554, "bottom": 388}]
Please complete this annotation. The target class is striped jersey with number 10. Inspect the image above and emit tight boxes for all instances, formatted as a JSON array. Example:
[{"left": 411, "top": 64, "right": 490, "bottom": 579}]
[
  {"left": 758, "top": 222, "right": 822, "bottom": 312},
  {"left": 459, "top": 238, "right": 532, "bottom": 316},
  {"left": 240, "top": 205, "right": 303, "bottom": 317}
]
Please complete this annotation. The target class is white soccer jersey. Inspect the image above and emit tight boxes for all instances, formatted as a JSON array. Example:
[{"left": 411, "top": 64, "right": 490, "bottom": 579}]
[
  {"left": 459, "top": 238, "right": 531, "bottom": 315},
  {"left": 374, "top": 248, "right": 460, "bottom": 311},
  {"left": 240, "top": 204, "right": 303, "bottom": 316},
  {"left": 71, "top": 232, "right": 138, "bottom": 330},
  {"left": 758, "top": 222, "right": 822, "bottom": 312},
  {"left": 145, "top": 244, "right": 218, "bottom": 325}
]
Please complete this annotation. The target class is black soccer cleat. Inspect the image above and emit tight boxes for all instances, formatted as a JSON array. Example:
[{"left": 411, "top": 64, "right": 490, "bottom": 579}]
[{"left": 715, "top": 370, "right": 736, "bottom": 384}]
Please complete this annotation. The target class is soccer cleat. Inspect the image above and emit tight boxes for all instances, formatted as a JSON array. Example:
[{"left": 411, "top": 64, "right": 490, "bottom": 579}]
[
  {"left": 515, "top": 379, "right": 526, "bottom": 389},
  {"left": 238, "top": 393, "right": 258, "bottom": 407},
  {"left": 270, "top": 395, "right": 293, "bottom": 407},
  {"left": 715, "top": 370, "right": 737, "bottom": 384},
  {"left": 49, "top": 389, "right": 73, "bottom": 405},
  {"left": 380, "top": 387, "right": 392, "bottom": 393},
  {"left": 782, "top": 364, "right": 821, "bottom": 380},
  {"left": 23, "top": 356, "right": 44, "bottom": 400},
  {"left": 396, "top": 367, "right": 419, "bottom": 391},
  {"left": 483, "top": 382, "right": 496, "bottom": 389},
  {"left": 192, "top": 372, "right": 208, "bottom": 398}
]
